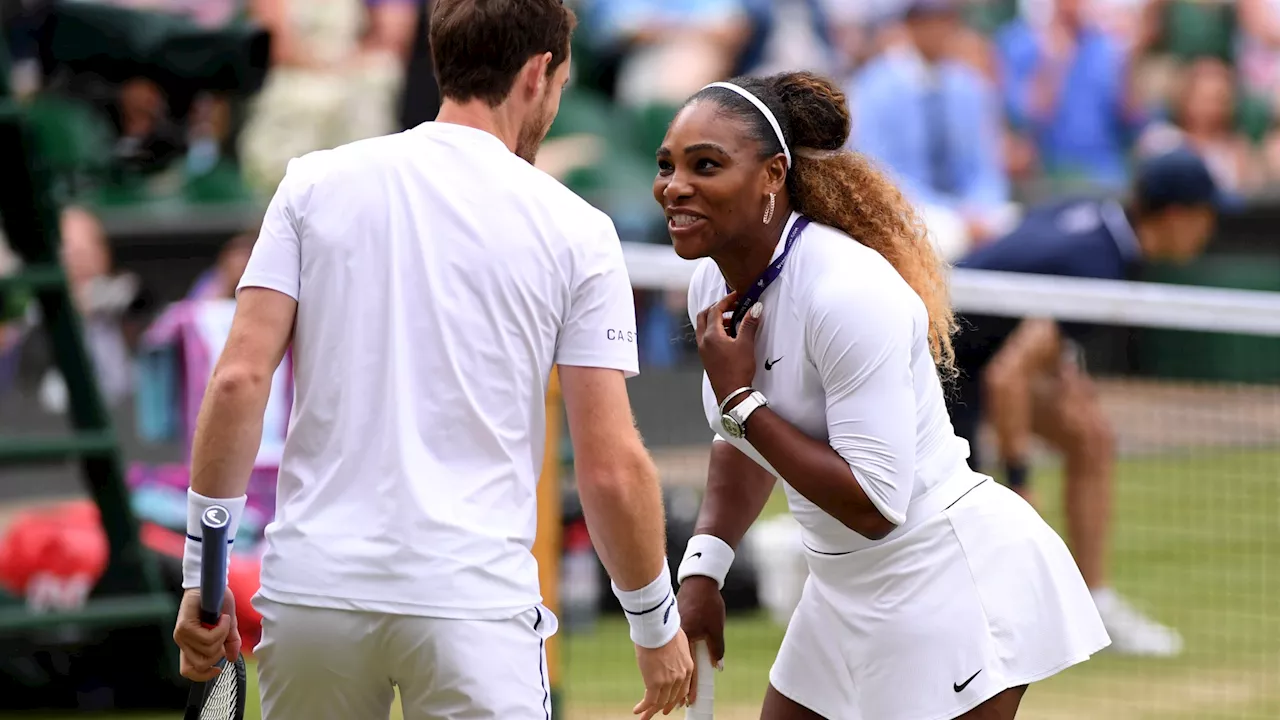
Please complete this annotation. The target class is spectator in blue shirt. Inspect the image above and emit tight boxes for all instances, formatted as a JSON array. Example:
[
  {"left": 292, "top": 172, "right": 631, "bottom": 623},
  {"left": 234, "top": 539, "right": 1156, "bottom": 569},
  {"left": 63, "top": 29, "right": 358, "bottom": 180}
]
[
  {"left": 995, "top": 0, "right": 1147, "bottom": 191},
  {"left": 850, "top": 0, "right": 1012, "bottom": 255},
  {"left": 583, "top": 0, "right": 749, "bottom": 106},
  {"left": 947, "top": 148, "right": 1231, "bottom": 660}
]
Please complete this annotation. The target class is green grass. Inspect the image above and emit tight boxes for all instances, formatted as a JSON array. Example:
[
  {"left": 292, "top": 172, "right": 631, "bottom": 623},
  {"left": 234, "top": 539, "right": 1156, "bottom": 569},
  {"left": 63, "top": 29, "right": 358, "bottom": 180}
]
[
  {"left": 19, "top": 447, "right": 1280, "bottom": 719},
  {"left": 561, "top": 446, "right": 1280, "bottom": 719}
]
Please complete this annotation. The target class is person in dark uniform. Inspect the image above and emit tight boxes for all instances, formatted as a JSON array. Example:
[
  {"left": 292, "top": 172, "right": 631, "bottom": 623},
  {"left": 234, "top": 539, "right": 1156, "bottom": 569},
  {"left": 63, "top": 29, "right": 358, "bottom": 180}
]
[{"left": 948, "top": 147, "right": 1229, "bottom": 658}]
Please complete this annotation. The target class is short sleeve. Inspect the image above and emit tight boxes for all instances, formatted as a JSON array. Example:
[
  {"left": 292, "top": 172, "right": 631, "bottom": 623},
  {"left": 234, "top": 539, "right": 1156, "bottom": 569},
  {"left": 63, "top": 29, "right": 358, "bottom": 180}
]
[
  {"left": 554, "top": 218, "right": 640, "bottom": 377},
  {"left": 807, "top": 282, "right": 918, "bottom": 527},
  {"left": 237, "top": 158, "right": 305, "bottom": 301}
]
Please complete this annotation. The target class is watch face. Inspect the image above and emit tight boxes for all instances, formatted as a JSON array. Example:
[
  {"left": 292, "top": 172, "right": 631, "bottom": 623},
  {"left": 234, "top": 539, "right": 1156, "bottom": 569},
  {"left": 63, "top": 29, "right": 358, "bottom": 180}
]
[{"left": 721, "top": 414, "right": 745, "bottom": 439}]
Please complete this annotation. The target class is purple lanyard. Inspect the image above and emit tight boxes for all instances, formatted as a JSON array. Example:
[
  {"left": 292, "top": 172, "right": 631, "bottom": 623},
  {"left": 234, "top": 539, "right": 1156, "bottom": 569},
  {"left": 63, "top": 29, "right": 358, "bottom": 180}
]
[{"left": 726, "top": 216, "right": 810, "bottom": 337}]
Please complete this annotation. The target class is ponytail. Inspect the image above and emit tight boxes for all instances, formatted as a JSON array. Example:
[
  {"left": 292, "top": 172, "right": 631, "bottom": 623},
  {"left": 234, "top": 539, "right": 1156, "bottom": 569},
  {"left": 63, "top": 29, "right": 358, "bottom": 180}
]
[{"left": 693, "top": 71, "right": 958, "bottom": 377}]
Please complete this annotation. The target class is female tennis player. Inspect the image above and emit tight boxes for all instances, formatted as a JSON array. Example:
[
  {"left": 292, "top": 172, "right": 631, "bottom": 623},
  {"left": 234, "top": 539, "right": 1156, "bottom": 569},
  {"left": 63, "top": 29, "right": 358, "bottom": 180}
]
[{"left": 660, "top": 71, "right": 1111, "bottom": 720}]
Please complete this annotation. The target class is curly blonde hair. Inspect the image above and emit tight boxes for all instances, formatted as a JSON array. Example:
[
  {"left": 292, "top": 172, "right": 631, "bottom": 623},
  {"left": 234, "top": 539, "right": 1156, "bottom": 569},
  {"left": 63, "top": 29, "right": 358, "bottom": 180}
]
[{"left": 693, "top": 72, "right": 957, "bottom": 378}]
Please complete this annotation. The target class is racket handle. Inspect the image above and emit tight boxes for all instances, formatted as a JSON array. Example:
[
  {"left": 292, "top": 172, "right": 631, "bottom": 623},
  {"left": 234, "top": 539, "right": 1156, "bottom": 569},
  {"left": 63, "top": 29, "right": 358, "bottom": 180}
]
[
  {"left": 198, "top": 505, "right": 231, "bottom": 628},
  {"left": 685, "top": 642, "right": 715, "bottom": 719}
]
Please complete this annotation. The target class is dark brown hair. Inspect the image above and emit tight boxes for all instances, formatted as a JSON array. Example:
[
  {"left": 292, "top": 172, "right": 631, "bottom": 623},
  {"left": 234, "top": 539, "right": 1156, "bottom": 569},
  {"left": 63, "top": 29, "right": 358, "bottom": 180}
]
[
  {"left": 690, "top": 72, "right": 957, "bottom": 378},
  {"left": 430, "top": 0, "right": 577, "bottom": 107}
]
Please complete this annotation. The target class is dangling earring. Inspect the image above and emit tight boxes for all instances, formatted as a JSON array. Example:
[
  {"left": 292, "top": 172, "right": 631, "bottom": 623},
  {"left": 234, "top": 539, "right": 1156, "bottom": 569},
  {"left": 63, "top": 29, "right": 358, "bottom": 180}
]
[{"left": 763, "top": 192, "right": 776, "bottom": 225}]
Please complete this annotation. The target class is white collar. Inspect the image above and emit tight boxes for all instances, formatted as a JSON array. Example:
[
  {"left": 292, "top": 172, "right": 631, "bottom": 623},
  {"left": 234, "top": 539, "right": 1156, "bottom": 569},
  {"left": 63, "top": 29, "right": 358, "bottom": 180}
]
[{"left": 770, "top": 212, "right": 803, "bottom": 262}]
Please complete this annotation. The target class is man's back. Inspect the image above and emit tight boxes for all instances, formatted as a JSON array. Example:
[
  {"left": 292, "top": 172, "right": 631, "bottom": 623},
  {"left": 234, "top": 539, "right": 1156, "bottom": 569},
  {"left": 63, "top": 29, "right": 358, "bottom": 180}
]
[
  {"left": 177, "top": 3, "right": 695, "bottom": 715},
  {"left": 240, "top": 122, "right": 638, "bottom": 619},
  {"left": 956, "top": 198, "right": 1139, "bottom": 281}
]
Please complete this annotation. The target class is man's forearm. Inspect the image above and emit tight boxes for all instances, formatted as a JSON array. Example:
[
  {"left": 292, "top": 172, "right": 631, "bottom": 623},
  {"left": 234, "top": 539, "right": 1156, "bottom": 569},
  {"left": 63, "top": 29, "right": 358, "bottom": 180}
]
[
  {"left": 693, "top": 441, "right": 775, "bottom": 550},
  {"left": 189, "top": 366, "right": 272, "bottom": 499},
  {"left": 577, "top": 443, "right": 668, "bottom": 591}
]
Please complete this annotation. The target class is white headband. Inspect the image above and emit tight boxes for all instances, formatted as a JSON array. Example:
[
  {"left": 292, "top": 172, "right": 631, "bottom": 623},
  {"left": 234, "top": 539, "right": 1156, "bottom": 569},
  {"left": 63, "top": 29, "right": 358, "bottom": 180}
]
[{"left": 701, "top": 82, "right": 791, "bottom": 168}]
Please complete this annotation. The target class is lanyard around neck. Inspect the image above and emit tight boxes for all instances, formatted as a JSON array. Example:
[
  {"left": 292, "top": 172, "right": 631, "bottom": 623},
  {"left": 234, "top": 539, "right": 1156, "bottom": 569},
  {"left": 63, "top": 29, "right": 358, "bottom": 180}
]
[{"left": 725, "top": 216, "right": 810, "bottom": 337}]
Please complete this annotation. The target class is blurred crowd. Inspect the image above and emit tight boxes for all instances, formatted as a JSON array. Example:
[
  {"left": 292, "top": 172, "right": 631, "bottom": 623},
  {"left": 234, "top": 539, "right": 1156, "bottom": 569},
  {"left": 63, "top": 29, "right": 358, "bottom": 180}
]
[{"left": 4, "top": 0, "right": 1280, "bottom": 394}]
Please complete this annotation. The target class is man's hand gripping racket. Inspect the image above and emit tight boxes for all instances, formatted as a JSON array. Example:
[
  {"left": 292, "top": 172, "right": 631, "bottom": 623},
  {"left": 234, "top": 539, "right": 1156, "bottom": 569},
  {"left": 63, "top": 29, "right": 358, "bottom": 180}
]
[{"left": 178, "top": 505, "right": 247, "bottom": 720}]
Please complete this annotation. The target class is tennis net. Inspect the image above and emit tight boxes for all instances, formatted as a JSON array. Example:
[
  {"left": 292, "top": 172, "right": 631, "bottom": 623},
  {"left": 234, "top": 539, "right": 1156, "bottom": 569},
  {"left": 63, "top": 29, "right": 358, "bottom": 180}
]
[{"left": 556, "top": 242, "right": 1280, "bottom": 720}]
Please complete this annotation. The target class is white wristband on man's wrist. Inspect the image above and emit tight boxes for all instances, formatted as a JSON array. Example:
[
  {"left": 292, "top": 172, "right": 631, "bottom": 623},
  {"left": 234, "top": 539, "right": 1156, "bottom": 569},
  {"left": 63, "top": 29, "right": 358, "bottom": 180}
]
[
  {"left": 611, "top": 560, "right": 680, "bottom": 649},
  {"left": 677, "top": 534, "right": 735, "bottom": 590},
  {"left": 181, "top": 490, "right": 247, "bottom": 590}
]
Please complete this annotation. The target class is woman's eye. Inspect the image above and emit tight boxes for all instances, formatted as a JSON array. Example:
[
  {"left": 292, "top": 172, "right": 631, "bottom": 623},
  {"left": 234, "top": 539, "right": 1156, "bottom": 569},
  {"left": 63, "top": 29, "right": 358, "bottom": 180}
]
[
  {"left": 696, "top": 159, "right": 719, "bottom": 172},
  {"left": 657, "top": 160, "right": 673, "bottom": 174}
]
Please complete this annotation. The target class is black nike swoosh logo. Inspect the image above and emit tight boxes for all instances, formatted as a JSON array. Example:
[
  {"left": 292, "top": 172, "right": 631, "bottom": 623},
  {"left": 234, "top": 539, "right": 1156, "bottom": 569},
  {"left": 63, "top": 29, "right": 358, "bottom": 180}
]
[
  {"left": 690, "top": 552, "right": 702, "bottom": 559},
  {"left": 662, "top": 597, "right": 676, "bottom": 624},
  {"left": 954, "top": 669, "right": 982, "bottom": 693},
  {"left": 764, "top": 356, "right": 783, "bottom": 370}
]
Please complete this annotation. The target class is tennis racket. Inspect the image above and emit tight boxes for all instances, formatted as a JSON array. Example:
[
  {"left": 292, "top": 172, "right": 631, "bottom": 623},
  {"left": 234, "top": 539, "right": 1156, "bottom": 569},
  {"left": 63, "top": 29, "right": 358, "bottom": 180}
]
[
  {"left": 183, "top": 505, "right": 248, "bottom": 720},
  {"left": 685, "top": 641, "right": 715, "bottom": 719}
]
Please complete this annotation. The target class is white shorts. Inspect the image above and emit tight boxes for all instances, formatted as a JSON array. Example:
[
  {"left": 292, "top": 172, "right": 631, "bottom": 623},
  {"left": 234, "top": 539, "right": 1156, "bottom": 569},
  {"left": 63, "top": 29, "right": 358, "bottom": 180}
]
[
  {"left": 769, "top": 479, "right": 1110, "bottom": 720},
  {"left": 254, "top": 597, "right": 557, "bottom": 720}
]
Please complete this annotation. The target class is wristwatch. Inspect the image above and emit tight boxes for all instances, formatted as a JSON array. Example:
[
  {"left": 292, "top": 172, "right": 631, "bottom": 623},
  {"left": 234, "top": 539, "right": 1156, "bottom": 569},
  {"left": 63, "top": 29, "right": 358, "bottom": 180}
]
[{"left": 720, "top": 390, "right": 768, "bottom": 439}]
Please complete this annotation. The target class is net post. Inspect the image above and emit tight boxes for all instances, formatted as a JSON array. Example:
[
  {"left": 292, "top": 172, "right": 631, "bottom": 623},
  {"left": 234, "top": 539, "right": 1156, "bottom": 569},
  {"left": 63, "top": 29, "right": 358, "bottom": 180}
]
[{"left": 535, "top": 367, "right": 563, "bottom": 713}]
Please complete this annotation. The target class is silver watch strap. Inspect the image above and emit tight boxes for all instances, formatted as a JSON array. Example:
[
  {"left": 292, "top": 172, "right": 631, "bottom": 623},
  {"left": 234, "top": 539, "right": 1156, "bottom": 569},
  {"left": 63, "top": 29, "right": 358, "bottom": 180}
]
[
  {"left": 729, "top": 391, "right": 768, "bottom": 428},
  {"left": 718, "top": 386, "right": 753, "bottom": 414}
]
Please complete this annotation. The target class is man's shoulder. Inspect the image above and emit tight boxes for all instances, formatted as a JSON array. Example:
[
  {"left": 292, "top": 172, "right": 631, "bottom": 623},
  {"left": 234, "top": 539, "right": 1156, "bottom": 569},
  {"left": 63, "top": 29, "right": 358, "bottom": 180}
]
[
  {"left": 520, "top": 164, "right": 614, "bottom": 229},
  {"left": 958, "top": 197, "right": 1113, "bottom": 272},
  {"left": 1012, "top": 196, "right": 1122, "bottom": 242},
  {"left": 284, "top": 134, "right": 402, "bottom": 188}
]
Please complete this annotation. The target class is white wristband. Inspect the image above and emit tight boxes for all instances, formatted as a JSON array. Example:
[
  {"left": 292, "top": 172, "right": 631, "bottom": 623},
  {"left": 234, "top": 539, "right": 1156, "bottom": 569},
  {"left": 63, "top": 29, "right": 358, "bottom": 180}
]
[
  {"left": 677, "top": 534, "right": 735, "bottom": 590},
  {"left": 611, "top": 560, "right": 680, "bottom": 649},
  {"left": 182, "top": 490, "right": 247, "bottom": 590}
]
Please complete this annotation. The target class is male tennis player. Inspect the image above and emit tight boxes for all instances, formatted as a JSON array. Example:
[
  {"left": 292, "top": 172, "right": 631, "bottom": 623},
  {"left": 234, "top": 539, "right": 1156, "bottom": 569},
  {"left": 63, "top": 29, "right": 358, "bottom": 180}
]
[
  {"left": 171, "top": 1, "right": 695, "bottom": 718},
  {"left": 948, "top": 147, "right": 1229, "bottom": 657}
]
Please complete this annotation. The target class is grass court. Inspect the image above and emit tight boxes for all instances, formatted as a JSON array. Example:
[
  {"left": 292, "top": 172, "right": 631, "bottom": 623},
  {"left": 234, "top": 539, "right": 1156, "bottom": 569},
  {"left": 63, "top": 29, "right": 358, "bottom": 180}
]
[{"left": 22, "top": 442, "right": 1277, "bottom": 719}]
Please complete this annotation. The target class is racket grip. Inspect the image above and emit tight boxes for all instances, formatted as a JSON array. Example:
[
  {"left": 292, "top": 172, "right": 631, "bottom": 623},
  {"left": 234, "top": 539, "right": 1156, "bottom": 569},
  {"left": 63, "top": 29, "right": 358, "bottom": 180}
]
[
  {"left": 685, "top": 642, "right": 715, "bottom": 719},
  {"left": 198, "top": 505, "right": 231, "bottom": 628}
]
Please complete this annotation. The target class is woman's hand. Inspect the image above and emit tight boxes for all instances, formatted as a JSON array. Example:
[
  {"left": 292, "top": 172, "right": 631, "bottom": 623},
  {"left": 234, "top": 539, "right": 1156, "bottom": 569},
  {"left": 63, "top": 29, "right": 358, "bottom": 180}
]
[
  {"left": 695, "top": 293, "right": 764, "bottom": 404},
  {"left": 676, "top": 575, "right": 726, "bottom": 670}
]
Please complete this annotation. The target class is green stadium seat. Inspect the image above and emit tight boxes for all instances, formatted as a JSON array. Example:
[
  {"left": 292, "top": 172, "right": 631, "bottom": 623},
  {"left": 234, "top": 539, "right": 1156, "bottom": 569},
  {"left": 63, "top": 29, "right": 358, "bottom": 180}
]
[
  {"left": 20, "top": 95, "right": 114, "bottom": 185},
  {"left": 541, "top": 89, "right": 664, "bottom": 238},
  {"left": 631, "top": 103, "right": 682, "bottom": 163},
  {"left": 184, "top": 158, "right": 254, "bottom": 204},
  {"left": 1158, "top": 0, "right": 1237, "bottom": 63},
  {"left": 547, "top": 88, "right": 631, "bottom": 142},
  {"left": 965, "top": 0, "right": 1020, "bottom": 35},
  {"left": 561, "top": 149, "right": 661, "bottom": 232},
  {"left": 1236, "top": 92, "right": 1274, "bottom": 144}
]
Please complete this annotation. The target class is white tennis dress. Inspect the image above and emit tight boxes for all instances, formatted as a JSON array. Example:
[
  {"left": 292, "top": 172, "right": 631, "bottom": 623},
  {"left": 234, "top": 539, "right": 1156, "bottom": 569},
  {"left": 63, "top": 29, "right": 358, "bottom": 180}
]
[{"left": 686, "top": 213, "right": 1110, "bottom": 720}]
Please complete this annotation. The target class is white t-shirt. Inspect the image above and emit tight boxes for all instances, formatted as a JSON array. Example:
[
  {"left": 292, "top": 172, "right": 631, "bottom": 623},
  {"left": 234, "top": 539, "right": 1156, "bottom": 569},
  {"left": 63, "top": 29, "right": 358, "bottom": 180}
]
[
  {"left": 688, "top": 213, "right": 976, "bottom": 554},
  {"left": 238, "top": 122, "right": 639, "bottom": 619}
]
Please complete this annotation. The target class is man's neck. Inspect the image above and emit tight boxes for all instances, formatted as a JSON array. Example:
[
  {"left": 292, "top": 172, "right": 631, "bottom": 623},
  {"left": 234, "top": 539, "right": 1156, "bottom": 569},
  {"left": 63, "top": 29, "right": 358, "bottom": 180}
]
[{"left": 435, "top": 99, "right": 520, "bottom": 155}]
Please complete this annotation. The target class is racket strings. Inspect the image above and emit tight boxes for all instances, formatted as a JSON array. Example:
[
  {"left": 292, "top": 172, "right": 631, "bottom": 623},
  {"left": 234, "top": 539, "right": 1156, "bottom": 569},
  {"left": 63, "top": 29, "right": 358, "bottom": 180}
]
[{"left": 198, "top": 662, "right": 243, "bottom": 720}]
